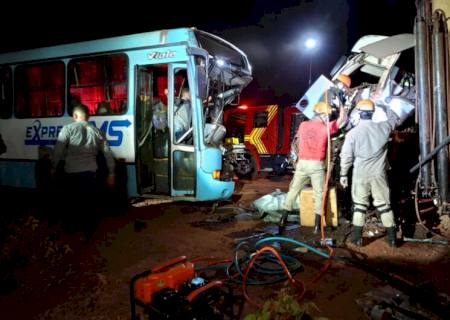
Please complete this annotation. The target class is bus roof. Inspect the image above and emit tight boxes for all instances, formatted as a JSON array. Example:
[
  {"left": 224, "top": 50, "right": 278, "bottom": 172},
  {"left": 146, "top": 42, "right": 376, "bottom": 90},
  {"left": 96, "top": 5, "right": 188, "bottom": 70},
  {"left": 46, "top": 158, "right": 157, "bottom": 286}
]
[
  {"left": 0, "top": 28, "right": 198, "bottom": 64},
  {"left": 0, "top": 27, "right": 252, "bottom": 88}
]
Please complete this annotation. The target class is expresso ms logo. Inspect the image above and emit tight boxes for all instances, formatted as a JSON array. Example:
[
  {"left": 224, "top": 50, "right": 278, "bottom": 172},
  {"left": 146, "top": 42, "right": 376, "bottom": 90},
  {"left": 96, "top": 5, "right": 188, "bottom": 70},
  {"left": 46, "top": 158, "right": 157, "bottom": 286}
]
[
  {"left": 24, "top": 119, "right": 131, "bottom": 147},
  {"left": 147, "top": 51, "right": 176, "bottom": 60}
]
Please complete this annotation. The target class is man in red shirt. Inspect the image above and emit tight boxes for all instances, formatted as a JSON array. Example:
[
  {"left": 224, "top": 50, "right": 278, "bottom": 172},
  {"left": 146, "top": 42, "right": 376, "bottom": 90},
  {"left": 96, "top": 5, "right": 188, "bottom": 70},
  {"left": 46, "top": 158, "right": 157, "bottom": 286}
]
[{"left": 282, "top": 101, "right": 346, "bottom": 233}]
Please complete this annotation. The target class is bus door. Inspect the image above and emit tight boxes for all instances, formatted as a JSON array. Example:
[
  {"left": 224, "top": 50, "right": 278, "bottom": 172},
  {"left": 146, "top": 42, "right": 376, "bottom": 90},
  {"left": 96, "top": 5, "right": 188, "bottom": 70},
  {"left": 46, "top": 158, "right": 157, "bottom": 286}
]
[
  {"left": 135, "top": 64, "right": 170, "bottom": 195},
  {"left": 170, "top": 63, "right": 195, "bottom": 196}
]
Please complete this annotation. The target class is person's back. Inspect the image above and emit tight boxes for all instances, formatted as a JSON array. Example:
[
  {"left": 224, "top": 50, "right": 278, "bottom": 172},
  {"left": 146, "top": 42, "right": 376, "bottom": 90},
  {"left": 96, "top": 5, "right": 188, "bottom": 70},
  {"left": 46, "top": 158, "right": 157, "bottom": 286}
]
[
  {"left": 53, "top": 104, "right": 115, "bottom": 177},
  {"left": 297, "top": 119, "right": 338, "bottom": 161},
  {"left": 346, "top": 120, "right": 391, "bottom": 176},
  {"left": 59, "top": 121, "right": 104, "bottom": 173},
  {"left": 342, "top": 109, "right": 397, "bottom": 177}
]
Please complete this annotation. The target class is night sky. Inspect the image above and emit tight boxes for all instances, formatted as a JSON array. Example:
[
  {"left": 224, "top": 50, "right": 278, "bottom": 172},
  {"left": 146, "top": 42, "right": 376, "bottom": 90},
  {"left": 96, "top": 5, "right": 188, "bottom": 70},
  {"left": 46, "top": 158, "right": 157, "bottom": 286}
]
[{"left": 0, "top": 0, "right": 416, "bottom": 106}]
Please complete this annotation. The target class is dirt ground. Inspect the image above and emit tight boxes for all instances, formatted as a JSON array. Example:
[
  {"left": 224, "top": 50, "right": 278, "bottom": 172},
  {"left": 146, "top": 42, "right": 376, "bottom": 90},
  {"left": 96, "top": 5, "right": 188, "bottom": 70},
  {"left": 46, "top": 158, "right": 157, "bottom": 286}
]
[{"left": 1, "top": 175, "right": 449, "bottom": 319}]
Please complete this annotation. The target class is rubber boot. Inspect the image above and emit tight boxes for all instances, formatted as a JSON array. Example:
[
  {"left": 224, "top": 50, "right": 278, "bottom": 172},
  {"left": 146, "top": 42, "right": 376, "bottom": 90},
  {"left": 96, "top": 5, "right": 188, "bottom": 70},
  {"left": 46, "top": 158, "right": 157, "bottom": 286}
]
[
  {"left": 352, "top": 226, "right": 363, "bottom": 247},
  {"left": 313, "top": 214, "right": 321, "bottom": 234},
  {"left": 278, "top": 210, "right": 290, "bottom": 235},
  {"left": 385, "top": 227, "right": 397, "bottom": 248}
]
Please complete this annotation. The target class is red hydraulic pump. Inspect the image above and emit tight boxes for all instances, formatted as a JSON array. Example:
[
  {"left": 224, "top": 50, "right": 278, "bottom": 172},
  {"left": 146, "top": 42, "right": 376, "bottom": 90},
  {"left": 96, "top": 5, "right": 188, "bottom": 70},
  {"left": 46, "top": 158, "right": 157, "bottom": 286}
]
[
  {"left": 133, "top": 256, "right": 195, "bottom": 304},
  {"left": 130, "top": 256, "right": 230, "bottom": 320}
]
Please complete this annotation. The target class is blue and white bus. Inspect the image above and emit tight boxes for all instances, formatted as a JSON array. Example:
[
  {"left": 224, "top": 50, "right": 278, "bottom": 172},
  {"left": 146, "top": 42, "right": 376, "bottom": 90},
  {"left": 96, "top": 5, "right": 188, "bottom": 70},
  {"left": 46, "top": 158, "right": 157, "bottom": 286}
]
[{"left": 0, "top": 28, "right": 252, "bottom": 201}]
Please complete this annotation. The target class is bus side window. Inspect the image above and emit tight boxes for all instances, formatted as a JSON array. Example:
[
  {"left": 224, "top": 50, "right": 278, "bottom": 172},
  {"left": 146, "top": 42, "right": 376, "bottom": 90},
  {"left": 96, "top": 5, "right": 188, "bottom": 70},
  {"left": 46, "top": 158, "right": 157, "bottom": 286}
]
[
  {"left": 15, "top": 61, "right": 65, "bottom": 118},
  {"left": 173, "top": 70, "right": 192, "bottom": 145},
  {"left": 0, "top": 66, "right": 13, "bottom": 119},
  {"left": 68, "top": 54, "right": 128, "bottom": 116},
  {"left": 195, "top": 56, "right": 207, "bottom": 102}
]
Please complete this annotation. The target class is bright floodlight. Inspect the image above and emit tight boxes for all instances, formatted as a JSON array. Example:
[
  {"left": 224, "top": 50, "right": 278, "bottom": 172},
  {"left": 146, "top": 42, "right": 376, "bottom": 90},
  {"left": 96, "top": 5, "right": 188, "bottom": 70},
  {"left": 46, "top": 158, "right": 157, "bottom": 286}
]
[
  {"left": 216, "top": 59, "right": 225, "bottom": 67},
  {"left": 305, "top": 38, "right": 316, "bottom": 49}
]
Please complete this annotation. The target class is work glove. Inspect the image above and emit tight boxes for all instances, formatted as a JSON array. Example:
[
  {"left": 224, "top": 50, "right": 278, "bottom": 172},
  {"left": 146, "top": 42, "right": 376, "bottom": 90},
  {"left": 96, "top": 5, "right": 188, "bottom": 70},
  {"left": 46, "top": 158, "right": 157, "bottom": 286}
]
[{"left": 340, "top": 176, "right": 348, "bottom": 189}]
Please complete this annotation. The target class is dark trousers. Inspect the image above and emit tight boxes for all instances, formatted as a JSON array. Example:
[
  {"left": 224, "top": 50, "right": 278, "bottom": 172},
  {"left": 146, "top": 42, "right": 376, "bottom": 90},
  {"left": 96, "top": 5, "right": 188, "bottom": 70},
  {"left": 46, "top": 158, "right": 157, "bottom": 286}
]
[{"left": 62, "top": 171, "right": 100, "bottom": 237}]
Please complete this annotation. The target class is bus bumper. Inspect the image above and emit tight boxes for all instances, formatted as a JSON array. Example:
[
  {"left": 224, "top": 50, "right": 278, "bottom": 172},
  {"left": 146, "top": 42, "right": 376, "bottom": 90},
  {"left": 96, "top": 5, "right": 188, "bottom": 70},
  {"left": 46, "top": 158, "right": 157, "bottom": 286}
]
[{"left": 196, "top": 169, "right": 235, "bottom": 201}]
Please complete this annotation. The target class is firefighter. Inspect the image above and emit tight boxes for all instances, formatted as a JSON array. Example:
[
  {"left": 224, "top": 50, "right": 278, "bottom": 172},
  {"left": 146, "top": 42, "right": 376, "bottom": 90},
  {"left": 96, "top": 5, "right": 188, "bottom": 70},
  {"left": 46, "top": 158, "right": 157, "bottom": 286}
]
[
  {"left": 281, "top": 101, "right": 346, "bottom": 233},
  {"left": 339, "top": 99, "right": 399, "bottom": 247},
  {"left": 330, "top": 74, "right": 351, "bottom": 107},
  {"left": 320, "top": 73, "right": 351, "bottom": 126}
]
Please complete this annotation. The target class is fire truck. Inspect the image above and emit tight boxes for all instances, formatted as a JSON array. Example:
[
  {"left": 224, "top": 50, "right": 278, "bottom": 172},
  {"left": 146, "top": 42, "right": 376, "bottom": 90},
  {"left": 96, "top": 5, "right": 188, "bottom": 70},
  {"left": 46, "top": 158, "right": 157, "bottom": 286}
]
[{"left": 223, "top": 104, "right": 306, "bottom": 177}]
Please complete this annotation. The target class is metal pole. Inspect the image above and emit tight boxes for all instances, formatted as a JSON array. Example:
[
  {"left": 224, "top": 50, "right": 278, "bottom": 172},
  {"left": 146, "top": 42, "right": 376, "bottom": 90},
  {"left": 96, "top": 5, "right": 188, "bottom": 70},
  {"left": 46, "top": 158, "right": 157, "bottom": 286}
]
[
  {"left": 432, "top": 12, "right": 450, "bottom": 204},
  {"left": 308, "top": 55, "right": 313, "bottom": 86},
  {"left": 410, "top": 133, "right": 450, "bottom": 173},
  {"left": 415, "top": 0, "right": 433, "bottom": 190}
]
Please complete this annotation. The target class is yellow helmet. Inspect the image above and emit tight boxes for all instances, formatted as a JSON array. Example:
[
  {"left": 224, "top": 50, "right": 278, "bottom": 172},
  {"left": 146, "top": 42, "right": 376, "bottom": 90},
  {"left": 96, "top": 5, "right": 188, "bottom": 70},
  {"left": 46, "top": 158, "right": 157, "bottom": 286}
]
[
  {"left": 336, "top": 74, "right": 351, "bottom": 88},
  {"left": 356, "top": 99, "right": 375, "bottom": 111},
  {"left": 313, "top": 102, "right": 332, "bottom": 115}
]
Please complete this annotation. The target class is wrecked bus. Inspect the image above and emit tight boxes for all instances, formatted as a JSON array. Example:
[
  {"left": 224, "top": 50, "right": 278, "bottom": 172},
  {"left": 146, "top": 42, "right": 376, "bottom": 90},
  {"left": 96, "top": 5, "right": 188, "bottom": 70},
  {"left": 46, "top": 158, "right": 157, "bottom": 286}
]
[{"left": 0, "top": 28, "right": 252, "bottom": 201}]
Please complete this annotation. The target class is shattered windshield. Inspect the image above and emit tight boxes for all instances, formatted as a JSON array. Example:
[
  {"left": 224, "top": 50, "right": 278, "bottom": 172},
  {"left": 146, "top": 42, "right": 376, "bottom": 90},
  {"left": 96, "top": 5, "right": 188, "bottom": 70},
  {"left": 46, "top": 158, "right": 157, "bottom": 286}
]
[
  {"left": 194, "top": 30, "right": 251, "bottom": 78},
  {"left": 193, "top": 30, "right": 252, "bottom": 146}
]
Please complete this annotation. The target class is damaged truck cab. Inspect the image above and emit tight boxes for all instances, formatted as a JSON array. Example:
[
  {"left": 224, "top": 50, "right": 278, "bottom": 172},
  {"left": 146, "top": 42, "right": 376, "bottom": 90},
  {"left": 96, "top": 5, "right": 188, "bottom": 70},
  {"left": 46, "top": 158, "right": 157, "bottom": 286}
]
[
  {"left": 299, "top": 34, "right": 416, "bottom": 126},
  {"left": 331, "top": 34, "right": 416, "bottom": 125}
]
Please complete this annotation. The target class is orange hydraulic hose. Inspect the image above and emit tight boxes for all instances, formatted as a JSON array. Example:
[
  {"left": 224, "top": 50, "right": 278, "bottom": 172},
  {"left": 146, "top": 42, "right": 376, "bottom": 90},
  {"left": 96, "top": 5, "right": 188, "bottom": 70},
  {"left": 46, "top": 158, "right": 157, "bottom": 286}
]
[
  {"left": 242, "top": 246, "right": 306, "bottom": 308},
  {"left": 319, "top": 116, "right": 334, "bottom": 258}
]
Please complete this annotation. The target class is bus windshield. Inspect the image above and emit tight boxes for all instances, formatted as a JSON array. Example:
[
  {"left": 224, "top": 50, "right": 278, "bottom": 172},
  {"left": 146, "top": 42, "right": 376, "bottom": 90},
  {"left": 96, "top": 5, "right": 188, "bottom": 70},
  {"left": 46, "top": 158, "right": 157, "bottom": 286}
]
[{"left": 194, "top": 30, "right": 252, "bottom": 146}]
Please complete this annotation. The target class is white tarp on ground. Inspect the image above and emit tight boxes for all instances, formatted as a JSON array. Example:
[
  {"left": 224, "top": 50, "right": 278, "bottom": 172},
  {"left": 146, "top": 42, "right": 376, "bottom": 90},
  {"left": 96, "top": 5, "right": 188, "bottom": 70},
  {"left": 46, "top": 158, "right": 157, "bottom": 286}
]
[{"left": 252, "top": 189, "right": 300, "bottom": 222}]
